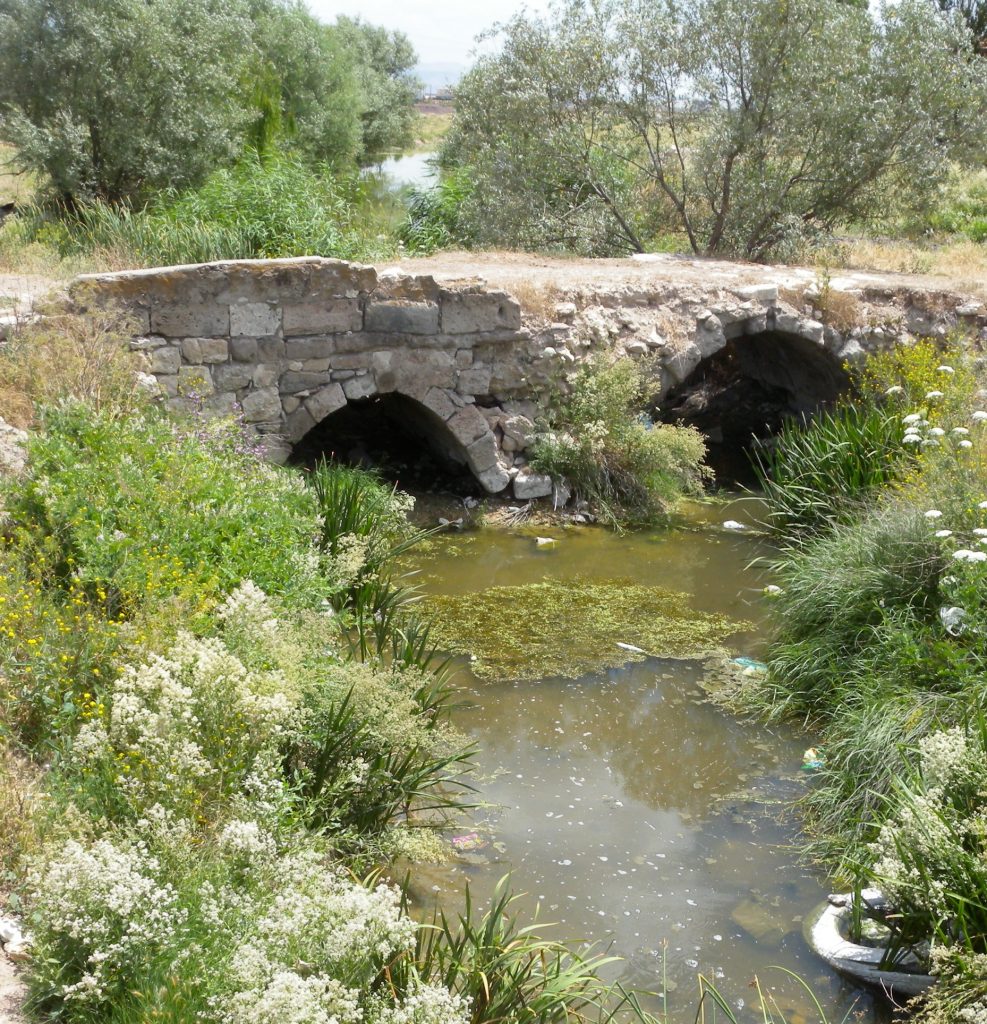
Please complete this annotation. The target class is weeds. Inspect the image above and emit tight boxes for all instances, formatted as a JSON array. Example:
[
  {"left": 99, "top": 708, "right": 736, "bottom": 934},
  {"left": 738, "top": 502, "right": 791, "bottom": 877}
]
[{"left": 529, "top": 358, "right": 709, "bottom": 528}]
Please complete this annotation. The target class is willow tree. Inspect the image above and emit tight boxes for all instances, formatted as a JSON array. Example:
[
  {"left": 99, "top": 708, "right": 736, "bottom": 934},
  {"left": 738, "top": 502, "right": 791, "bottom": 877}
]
[{"left": 447, "top": 0, "right": 987, "bottom": 259}]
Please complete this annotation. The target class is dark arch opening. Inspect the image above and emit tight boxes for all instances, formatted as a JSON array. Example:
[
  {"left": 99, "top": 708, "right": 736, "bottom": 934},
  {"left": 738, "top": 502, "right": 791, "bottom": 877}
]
[
  {"left": 657, "top": 331, "right": 851, "bottom": 488},
  {"left": 290, "top": 392, "right": 483, "bottom": 495}
]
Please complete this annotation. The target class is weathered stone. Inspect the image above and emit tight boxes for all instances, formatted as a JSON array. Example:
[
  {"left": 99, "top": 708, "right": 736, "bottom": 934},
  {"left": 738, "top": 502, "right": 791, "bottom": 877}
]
[
  {"left": 625, "top": 340, "right": 649, "bottom": 358},
  {"left": 283, "top": 298, "right": 362, "bottom": 336},
  {"left": 455, "top": 349, "right": 473, "bottom": 368},
  {"left": 130, "top": 334, "right": 168, "bottom": 351},
  {"left": 282, "top": 396, "right": 301, "bottom": 414},
  {"left": 151, "top": 303, "right": 229, "bottom": 338},
  {"left": 477, "top": 461, "right": 512, "bottom": 494},
  {"left": 447, "top": 406, "right": 489, "bottom": 447},
  {"left": 280, "top": 371, "right": 331, "bottom": 395},
  {"left": 285, "top": 337, "right": 334, "bottom": 361},
  {"left": 513, "top": 467, "right": 553, "bottom": 499},
  {"left": 181, "top": 337, "right": 229, "bottom": 363},
  {"left": 203, "top": 391, "right": 238, "bottom": 417},
  {"left": 501, "top": 414, "right": 535, "bottom": 453},
  {"left": 240, "top": 387, "right": 283, "bottom": 423},
  {"left": 213, "top": 363, "right": 255, "bottom": 392},
  {"left": 466, "top": 432, "right": 502, "bottom": 474},
  {"left": 734, "top": 284, "right": 778, "bottom": 304},
  {"left": 330, "top": 353, "right": 372, "bottom": 371},
  {"left": 149, "top": 346, "right": 181, "bottom": 375},
  {"left": 301, "top": 359, "right": 331, "bottom": 372},
  {"left": 230, "top": 301, "right": 281, "bottom": 338},
  {"left": 304, "top": 383, "right": 347, "bottom": 422},
  {"left": 253, "top": 364, "right": 279, "bottom": 388},
  {"left": 285, "top": 406, "right": 316, "bottom": 442},
  {"left": 663, "top": 343, "right": 701, "bottom": 384},
  {"left": 342, "top": 374, "right": 377, "bottom": 401},
  {"left": 177, "top": 365, "right": 214, "bottom": 396},
  {"left": 421, "top": 387, "right": 458, "bottom": 420},
  {"left": 457, "top": 367, "right": 492, "bottom": 394},
  {"left": 441, "top": 292, "right": 522, "bottom": 334},
  {"left": 230, "top": 337, "right": 259, "bottom": 362},
  {"left": 365, "top": 301, "right": 440, "bottom": 335}
]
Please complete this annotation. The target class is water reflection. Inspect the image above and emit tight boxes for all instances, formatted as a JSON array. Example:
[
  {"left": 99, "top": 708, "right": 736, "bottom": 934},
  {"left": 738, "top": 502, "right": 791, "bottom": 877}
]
[{"left": 405, "top": 501, "right": 878, "bottom": 1022}]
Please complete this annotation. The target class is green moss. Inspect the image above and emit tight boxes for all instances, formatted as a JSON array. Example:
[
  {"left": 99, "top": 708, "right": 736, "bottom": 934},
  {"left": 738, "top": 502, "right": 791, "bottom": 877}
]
[{"left": 423, "top": 577, "right": 750, "bottom": 681}]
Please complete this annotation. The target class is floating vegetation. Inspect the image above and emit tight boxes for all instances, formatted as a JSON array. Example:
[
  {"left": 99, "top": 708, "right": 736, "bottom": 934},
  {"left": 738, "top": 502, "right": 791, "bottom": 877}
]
[{"left": 423, "top": 577, "right": 751, "bottom": 681}]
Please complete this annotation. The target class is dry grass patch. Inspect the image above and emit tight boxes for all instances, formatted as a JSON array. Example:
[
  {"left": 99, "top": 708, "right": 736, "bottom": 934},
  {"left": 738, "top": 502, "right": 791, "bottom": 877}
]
[
  {"left": 840, "top": 237, "right": 987, "bottom": 300},
  {"left": 506, "top": 279, "right": 564, "bottom": 322},
  {"left": 0, "top": 309, "right": 146, "bottom": 428}
]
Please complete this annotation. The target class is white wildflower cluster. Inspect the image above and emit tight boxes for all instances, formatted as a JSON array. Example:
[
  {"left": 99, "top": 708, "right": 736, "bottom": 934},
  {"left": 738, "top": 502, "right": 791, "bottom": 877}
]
[
  {"left": 225, "top": 969, "right": 362, "bottom": 1024},
  {"left": 870, "top": 726, "right": 987, "bottom": 923},
  {"left": 219, "top": 819, "right": 277, "bottom": 865},
  {"left": 326, "top": 534, "right": 373, "bottom": 590},
  {"left": 367, "top": 983, "right": 471, "bottom": 1024},
  {"left": 71, "top": 629, "right": 299, "bottom": 817},
  {"left": 30, "top": 838, "right": 187, "bottom": 1005},
  {"left": 920, "top": 728, "right": 973, "bottom": 791},
  {"left": 248, "top": 849, "right": 416, "bottom": 971},
  {"left": 218, "top": 580, "right": 281, "bottom": 639}
]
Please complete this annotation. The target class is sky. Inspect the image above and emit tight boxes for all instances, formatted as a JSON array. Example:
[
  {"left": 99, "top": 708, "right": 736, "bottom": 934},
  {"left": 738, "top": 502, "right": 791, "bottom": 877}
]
[{"left": 306, "top": 0, "right": 552, "bottom": 70}]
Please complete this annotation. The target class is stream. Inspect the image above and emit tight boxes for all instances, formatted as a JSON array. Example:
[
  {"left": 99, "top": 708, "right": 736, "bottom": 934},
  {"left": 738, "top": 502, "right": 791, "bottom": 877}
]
[{"left": 402, "top": 496, "right": 882, "bottom": 1023}]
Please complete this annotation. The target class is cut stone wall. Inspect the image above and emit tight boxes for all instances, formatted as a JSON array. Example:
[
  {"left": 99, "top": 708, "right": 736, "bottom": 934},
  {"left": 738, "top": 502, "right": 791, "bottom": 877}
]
[{"left": 70, "top": 256, "right": 987, "bottom": 497}]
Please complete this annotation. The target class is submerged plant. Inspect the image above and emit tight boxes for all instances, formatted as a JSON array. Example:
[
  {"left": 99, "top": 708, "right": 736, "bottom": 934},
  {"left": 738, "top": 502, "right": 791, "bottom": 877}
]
[{"left": 423, "top": 577, "right": 749, "bottom": 681}]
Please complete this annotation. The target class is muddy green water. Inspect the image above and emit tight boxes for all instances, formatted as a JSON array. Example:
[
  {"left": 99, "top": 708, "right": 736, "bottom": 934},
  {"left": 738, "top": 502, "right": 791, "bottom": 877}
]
[{"left": 405, "top": 498, "right": 877, "bottom": 1024}]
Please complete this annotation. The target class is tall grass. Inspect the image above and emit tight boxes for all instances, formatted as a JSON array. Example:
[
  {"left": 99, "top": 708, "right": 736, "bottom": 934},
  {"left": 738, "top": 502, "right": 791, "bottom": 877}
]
[
  {"left": 9, "top": 155, "right": 402, "bottom": 268},
  {"left": 751, "top": 403, "right": 907, "bottom": 537}
]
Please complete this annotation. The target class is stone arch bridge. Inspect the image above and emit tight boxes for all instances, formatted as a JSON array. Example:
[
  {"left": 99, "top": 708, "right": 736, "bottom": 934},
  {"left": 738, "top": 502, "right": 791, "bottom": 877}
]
[{"left": 71, "top": 255, "right": 987, "bottom": 498}]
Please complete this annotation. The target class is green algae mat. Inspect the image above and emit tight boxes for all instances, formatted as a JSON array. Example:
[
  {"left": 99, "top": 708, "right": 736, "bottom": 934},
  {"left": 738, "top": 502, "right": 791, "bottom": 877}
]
[{"left": 422, "top": 577, "right": 750, "bottom": 681}]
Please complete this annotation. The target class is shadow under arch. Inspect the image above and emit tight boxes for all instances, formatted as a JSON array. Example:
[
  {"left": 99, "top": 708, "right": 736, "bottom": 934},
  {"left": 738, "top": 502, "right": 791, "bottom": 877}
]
[
  {"left": 290, "top": 390, "right": 485, "bottom": 495},
  {"left": 658, "top": 330, "right": 851, "bottom": 487}
]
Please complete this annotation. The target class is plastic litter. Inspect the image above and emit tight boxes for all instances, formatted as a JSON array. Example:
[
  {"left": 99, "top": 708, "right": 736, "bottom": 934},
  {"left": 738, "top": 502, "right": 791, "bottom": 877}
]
[
  {"left": 722, "top": 520, "right": 747, "bottom": 531},
  {"left": 616, "top": 642, "right": 646, "bottom": 654},
  {"left": 801, "top": 747, "right": 825, "bottom": 772},
  {"left": 450, "top": 832, "right": 487, "bottom": 852}
]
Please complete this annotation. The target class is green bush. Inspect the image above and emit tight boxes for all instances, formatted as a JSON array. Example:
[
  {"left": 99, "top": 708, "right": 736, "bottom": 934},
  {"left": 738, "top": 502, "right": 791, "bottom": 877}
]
[
  {"left": 399, "top": 168, "right": 475, "bottom": 254},
  {"left": 30, "top": 156, "right": 399, "bottom": 266},
  {"left": 529, "top": 358, "right": 709, "bottom": 527}
]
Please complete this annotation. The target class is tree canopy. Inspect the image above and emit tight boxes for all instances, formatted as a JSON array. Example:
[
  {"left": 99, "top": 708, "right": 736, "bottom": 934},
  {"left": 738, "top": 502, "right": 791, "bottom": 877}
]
[
  {"left": 446, "top": 0, "right": 987, "bottom": 259},
  {"left": 0, "top": 0, "right": 421, "bottom": 205}
]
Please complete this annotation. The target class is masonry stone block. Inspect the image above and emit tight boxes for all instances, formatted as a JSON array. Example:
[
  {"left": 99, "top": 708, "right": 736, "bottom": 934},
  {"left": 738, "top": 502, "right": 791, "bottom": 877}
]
[
  {"left": 342, "top": 374, "right": 377, "bottom": 401},
  {"left": 149, "top": 346, "right": 181, "bottom": 375},
  {"left": 252, "top": 364, "right": 279, "bottom": 388},
  {"left": 240, "top": 387, "right": 283, "bottom": 423},
  {"left": 477, "top": 461, "right": 512, "bottom": 494},
  {"left": 285, "top": 407, "right": 316, "bottom": 442},
  {"left": 330, "top": 353, "right": 372, "bottom": 371},
  {"left": 151, "top": 303, "right": 228, "bottom": 338},
  {"left": 457, "top": 367, "right": 492, "bottom": 395},
  {"left": 285, "top": 337, "right": 334, "bottom": 361},
  {"left": 421, "top": 387, "right": 458, "bottom": 421},
  {"left": 365, "top": 301, "right": 440, "bottom": 335},
  {"left": 304, "top": 383, "right": 347, "bottom": 422},
  {"left": 280, "top": 371, "right": 331, "bottom": 395},
  {"left": 213, "top": 364, "right": 255, "bottom": 392},
  {"left": 455, "top": 349, "right": 473, "bottom": 368},
  {"left": 230, "top": 301, "right": 281, "bottom": 338},
  {"left": 283, "top": 299, "right": 362, "bottom": 336},
  {"left": 230, "top": 337, "right": 258, "bottom": 362},
  {"left": 465, "top": 431, "right": 501, "bottom": 473},
  {"left": 513, "top": 467, "right": 553, "bottom": 499},
  {"left": 441, "top": 292, "right": 522, "bottom": 334},
  {"left": 448, "top": 406, "right": 490, "bottom": 448},
  {"left": 178, "top": 365, "right": 214, "bottom": 396}
]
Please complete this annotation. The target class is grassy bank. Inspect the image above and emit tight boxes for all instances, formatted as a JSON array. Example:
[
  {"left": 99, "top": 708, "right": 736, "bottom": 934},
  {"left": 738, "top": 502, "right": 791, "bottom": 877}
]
[
  {"left": 745, "top": 338, "right": 987, "bottom": 1023},
  {"left": 0, "top": 312, "right": 661, "bottom": 1024}
]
